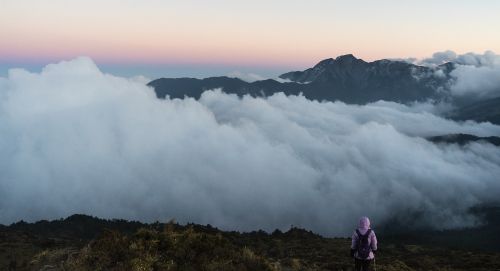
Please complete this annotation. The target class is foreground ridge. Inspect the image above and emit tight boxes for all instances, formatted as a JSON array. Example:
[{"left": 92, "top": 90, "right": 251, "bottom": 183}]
[{"left": 1, "top": 213, "right": 500, "bottom": 270}]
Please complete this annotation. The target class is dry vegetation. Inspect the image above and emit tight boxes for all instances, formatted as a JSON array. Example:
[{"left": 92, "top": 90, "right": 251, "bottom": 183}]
[{"left": 1, "top": 215, "right": 499, "bottom": 271}]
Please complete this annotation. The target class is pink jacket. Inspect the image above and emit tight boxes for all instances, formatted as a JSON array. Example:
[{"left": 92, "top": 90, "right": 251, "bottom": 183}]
[{"left": 351, "top": 217, "right": 378, "bottom": 260}]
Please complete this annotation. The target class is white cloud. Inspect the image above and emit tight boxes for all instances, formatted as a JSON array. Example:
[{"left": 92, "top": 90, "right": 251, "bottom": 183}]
[
  {"left": 128, "top": 75, "right": 152, "bottom": 84},
  {"left": 274, "top": 77, "right": 294, "bottom": 83},
  {"left": 226, "top": 71, "right": 310, "bottom": 84},
  {"left": 450, "top": 63, "right": 500, "bottom": 99},
  {"left": 227, "top": 71, "right": 266, "bottom": 82},
  {"left": 417, "top": 51, "right": 500, "bottom": 99},
  {"left": 455, "top": 51, "right": 500, "bottom": 67},
  {"left": 421, "top": 50, "right": 458, "bottom": 66},
  {"left": 0, "top": 58, "right": 500, "bottom": 236},
  {"left": 420, "top": 50, "right": 500, "bottom": 67}
]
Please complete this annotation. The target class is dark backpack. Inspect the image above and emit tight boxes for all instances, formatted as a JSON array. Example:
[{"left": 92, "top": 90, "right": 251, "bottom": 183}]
[{"left": 356, "top": 229, "right": 372, "bottom": 259}]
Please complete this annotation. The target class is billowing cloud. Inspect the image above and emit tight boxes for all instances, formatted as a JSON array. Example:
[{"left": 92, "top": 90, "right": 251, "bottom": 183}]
[
  {"left": 1, "top": 58, "right": 500, "bottom": 236},
  {"left": 129, "top": 75, "right": 152, "bottom": 85},
  {"left": 421, "top": 50, "right": 499, "bottom": 67},
  {"left": 450, "top": 63, "right": 500, "bottom": 99},
  {"left": 421, "top": 50, "right": 458, "bottom": 66},
  {"left": 418, "top": 50, "right": 500, "bottom": 100}
]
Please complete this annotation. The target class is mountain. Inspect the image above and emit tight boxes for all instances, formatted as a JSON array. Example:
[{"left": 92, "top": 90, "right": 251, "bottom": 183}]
[
  {"left": 428, "top": 134, "right": 500, "bottom": 146},
  {"left": 148, "top": 54, "right": 452, "bottom": 104},
  {"left": 449, "top": 97, "right": 500, "bottom": 125},
  {"left": 279, "top": 54, "right": 454, "bottom": 103},
  {"left": 149, "top": 76, "right": 303, "bottom": 100},
  {"left": 148, "top": 55, "right": 500, "bottom": 125}
]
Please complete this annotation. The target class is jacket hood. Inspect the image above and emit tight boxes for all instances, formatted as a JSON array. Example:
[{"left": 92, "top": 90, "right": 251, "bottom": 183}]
[{"left": 359, "top": 216, "right": 371, "bottom": 230}]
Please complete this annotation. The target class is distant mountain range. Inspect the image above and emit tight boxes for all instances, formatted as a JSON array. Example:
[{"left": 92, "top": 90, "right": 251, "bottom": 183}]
[
  {"left": 428, "top": 134, "right": 500, "bottom": 146},
  {"left": 148, "top": 54, "right": 500, "bottom": 125}
]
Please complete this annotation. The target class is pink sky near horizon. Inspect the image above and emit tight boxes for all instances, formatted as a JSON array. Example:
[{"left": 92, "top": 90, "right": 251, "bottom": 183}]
[{"left": 1, "top": 0, "right": 500, "bottom": 71}]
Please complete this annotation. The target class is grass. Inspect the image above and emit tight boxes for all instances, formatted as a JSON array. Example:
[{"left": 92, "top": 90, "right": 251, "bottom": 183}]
[{"left": 1, "top": 215, "right": 499, "bottom": 271}]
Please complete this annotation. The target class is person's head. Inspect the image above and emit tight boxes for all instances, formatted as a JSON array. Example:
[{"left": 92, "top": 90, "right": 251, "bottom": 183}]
[{"left": 359, "top": 216, "right": 371, "bottom": 230}]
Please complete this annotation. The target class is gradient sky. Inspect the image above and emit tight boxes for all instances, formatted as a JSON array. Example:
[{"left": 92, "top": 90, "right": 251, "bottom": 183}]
[{"left": 1, "top": 0, "right": 500, "bottom": 78}]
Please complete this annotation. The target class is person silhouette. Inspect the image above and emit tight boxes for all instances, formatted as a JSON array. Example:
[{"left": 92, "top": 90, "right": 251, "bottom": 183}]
[{"left": 350, "top": 216, "right": 378, "bottom": 271}]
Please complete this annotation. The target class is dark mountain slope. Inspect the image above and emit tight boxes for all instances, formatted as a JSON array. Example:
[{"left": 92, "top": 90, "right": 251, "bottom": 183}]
[
  {"left": 279, "top": 55, "right": 451, "bottom": 103},
  {"left": 149, "top": 54, "right": 451, "bottom": 104},
  {"left": 449, "top": 97, "right": 500, "bottom": 125},
  {"left": 428, "top": 134, "right": 500, "bottom": 146},
  {"left": 149, "top": 76, "right": 305, "bottom": 100}
]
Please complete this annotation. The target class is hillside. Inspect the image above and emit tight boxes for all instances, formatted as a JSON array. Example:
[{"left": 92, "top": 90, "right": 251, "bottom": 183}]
[
  {"left": 449, "top": 97, "right": 500, "bottom": 125},
  {"left": 1, "top": 210, "right": 500, "bottom": 271}
]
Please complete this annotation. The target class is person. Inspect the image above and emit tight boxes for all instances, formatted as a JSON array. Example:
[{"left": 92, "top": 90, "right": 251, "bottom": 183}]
[{"left": 350, "top": 216, "right": 377, "bottom": 271}]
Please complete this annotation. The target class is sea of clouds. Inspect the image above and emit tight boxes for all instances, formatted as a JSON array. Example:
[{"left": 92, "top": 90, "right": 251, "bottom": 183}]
[
  {"left": 0, "top": 56, "right": 499, "bottom": 236},
  {"left": 420, "top": 50, "right": 500, "bottom": 100}
]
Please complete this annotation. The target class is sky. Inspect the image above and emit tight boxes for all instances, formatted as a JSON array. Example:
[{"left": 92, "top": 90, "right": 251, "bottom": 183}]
[{"left": 1, "top": 0, "right": 500, "bottom": 78}]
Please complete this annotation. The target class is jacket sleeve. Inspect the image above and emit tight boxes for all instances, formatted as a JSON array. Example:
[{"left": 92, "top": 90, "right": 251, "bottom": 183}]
[
  {"left": 370, "top": 231, "right": 378, "bottom": 251},
  {"left": 351, "top": 231, "right": 358, "bottom": 249}
]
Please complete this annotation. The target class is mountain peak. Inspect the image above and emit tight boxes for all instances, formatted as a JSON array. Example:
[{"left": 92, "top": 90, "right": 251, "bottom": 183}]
[
  {"left": 314, "top": 54, "right": 360, "bottom": 67},
  {"left": 314, "top": 58, "right": 335, "bottom": 67},
  {"left": 151, "top": 54, "right": 454, "bottom": 105},
  {"left": 311, "top": 55, "right": 364, "bottom": 71},
  {"left": 335, "top": 54, "right": 357, "bottom": 61}
]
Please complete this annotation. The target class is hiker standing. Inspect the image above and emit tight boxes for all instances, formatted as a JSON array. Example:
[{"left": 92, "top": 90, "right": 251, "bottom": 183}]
[{"left": 350, "top": 216, "right": 378, "bottom": 271}]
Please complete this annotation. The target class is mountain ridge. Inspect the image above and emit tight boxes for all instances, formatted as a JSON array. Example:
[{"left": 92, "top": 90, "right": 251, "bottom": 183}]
[
  {"left": 148, "top": 54, "right": 500, "bottom": 124},
  {"left": 149, "top": 54, "right": 451, "bottom": 103}
]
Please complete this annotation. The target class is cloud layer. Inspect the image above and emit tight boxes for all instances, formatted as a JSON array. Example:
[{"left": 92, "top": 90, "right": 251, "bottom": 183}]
[
  {"left": 1, "top": 57, "right": 500, "bottom": 236},
  {"left": 419, "top": 51, "right": 500, "bottom": 99}
]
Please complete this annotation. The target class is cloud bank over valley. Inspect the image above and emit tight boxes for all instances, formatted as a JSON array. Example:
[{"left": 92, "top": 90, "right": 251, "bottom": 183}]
[{"left": 0, "top": 57, "right": 499, "bottom": 236}]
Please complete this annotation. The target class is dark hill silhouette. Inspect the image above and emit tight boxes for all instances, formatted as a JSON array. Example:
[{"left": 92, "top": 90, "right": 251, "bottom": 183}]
[
  {"left": 1, "top": 209, "right": 500, "bottom": 270},
  {"left": 149, "top": 76, "right": 304, "bottom": 100},
  {"left": 428, "top": 134, "right": 500, "bottom": 146},
  {"left": 149, "top": 54, "right": 451, "bottom": 104},
  {"left": 279, "top": 55, "right": 453, "bottom": 103}
]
